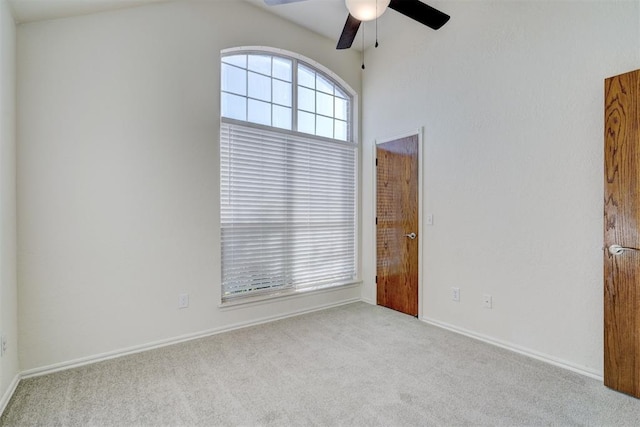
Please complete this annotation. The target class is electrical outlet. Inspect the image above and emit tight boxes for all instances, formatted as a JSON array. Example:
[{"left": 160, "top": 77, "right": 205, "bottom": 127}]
[
  {"left": 178, "top": 293, "right": 189, "bottom": 309},
  {"left": 452, "top": 287, "right": 460, "bottom": 302},
  {"left": 1, "top": 335, "right": 6, "bottom": 357},
  {"left": 483, "top": 294, "right": 492, "bottom": 309}
]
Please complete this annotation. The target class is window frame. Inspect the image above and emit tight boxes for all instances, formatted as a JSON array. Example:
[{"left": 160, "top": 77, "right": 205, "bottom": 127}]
[
  {"left": 219, "top": 46, "right": 360, "bottom": 307},
  {"left": 220, "top": 46, "right": 355, "bottom": 143}
]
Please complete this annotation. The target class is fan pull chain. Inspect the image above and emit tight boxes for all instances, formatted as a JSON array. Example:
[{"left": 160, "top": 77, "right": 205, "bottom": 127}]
[
  {"left": 361, "top": 24, "right": 365, "bottom": 70},
  {"left": 375, "top": 1, "right": 379, "bottom": 48}
]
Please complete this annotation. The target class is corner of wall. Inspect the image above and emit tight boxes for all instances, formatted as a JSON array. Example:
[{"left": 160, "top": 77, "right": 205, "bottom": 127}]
[{"left": 0, "top": 0, "right": 20, "bottom": 414}]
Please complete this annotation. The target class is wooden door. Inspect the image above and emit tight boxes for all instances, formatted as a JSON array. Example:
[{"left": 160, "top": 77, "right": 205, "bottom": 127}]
[
  {"left": 604, "top": 69, "right": 640, "bottom": 398},
  {"left": 376, "top": 135, "right": 419, "bottom": 316}
]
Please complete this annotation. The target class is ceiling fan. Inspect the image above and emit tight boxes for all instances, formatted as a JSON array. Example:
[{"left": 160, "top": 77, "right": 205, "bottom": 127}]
[{"left": 264, "top": 0, "right": 450, "bottom": 50}]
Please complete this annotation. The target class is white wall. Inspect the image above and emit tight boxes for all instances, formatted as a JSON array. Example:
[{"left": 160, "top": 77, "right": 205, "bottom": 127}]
[
  {"left": 16, "top": 0, "right": 638, "bottom": 380},
  {"left": 17, "top": 0, "right": 361, "bottom": 371},
  {"left": 0, "top": 0, "right": 18, "bottom": 407},
  {"left": 362, "top": 0, "right": 640, "bottom": 376}
]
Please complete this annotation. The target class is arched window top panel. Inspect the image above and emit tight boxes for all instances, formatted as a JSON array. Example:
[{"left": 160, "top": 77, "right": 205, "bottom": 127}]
[{"left": 220, "top": 46, "right": 356, "bottom": 143}]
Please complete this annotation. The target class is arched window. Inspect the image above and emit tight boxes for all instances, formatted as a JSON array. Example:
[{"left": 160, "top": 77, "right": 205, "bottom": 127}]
[
  {"left": 221, "top": 49, "right": 352, "bottom": 141},
  {"left": 220, "top": 47, "right": 358, "bottom": 303}
]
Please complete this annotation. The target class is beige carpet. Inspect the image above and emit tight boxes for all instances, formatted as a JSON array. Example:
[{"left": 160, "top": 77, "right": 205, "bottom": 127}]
[{"left": 2, "top": 302, "right": 640, "bottom": 426}]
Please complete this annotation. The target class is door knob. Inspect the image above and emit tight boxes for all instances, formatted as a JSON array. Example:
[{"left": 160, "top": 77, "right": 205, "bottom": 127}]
[
  {"left": 608, "top": 244, "right": 640, "bottom": 255},
  {"left": 405, "top": 232, "right": 417, "bottom": 240}
]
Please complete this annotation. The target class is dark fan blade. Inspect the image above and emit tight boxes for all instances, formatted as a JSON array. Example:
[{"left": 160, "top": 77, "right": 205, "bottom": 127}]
[
  {"left": 264, "top": 0, "right": 308, "bottom": 5},
  {"left": 337, "top": 14, "right": 361, "bottom": 50},
  {"left": 388, "top": 0, "right": 450, "bottom": 30}
]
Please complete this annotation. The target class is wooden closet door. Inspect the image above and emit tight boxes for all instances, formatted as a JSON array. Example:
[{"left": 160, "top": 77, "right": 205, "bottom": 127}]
[{"left": 604, "top": 69, "right": 640, "bottom": 398}]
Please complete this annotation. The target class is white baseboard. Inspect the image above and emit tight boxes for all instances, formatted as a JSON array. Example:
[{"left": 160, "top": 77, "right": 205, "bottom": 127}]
[
  {"left": 360, "top": 296, "right": 375, "bottom": 305},
  {"left": 0, "top": 373, "right": 21, "bottom": 416},
  {"left": 10, "top": 301, "right": 602, "bottom": 412},
  {"left": 421, "top": 316, "right": 603, "bottom": 381},
  {"left": 21, "top": 297, "right": 361, "bottom": 379}
]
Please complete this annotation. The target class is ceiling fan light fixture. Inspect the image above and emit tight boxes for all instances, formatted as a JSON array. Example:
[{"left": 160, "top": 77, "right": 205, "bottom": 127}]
[{"left": 345, "top": 0, "right": 390, "bottom": 22}]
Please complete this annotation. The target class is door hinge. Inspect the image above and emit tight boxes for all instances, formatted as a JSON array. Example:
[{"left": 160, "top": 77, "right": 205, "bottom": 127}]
[
  {"left": 375, "top": 217, "right": 378, "bottom": 225},
  {"left": 375, "top": 275, "right": 378, "bottom": 283},
  {"left": 375, "top": 158, "right": 378, "bottom": 166}
]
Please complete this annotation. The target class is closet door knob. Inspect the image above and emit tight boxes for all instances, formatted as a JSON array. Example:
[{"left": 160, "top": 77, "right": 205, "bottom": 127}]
[{"left": 608, "top": 244, "right": 640, "bottom": 255}]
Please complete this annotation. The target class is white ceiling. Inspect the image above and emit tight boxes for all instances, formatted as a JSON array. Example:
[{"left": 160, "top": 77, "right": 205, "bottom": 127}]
[
  {"left": 9, "top": 0, "right": 169, "bottom": 23},
  {"left": 8, "top": 0, "right": 347, "bottom": 34},
  {"left": 244, "top": 0, "right": 348, "bottom": 45},
  {"left": 8, "top": 0, "right": 423, "bottom": 51}
]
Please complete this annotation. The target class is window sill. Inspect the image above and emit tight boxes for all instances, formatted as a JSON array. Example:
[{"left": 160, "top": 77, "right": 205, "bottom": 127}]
[{"left": 218, "top": 280, "right": 362, "bottom": 311}]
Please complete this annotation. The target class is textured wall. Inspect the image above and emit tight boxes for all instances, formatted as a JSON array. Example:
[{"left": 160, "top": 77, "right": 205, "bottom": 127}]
[
  {"left": 361, "top": 0, "right": 640, "bottom": 376},
  {"left": 17, "top": 0, "right": 361, "bottom": 371}
]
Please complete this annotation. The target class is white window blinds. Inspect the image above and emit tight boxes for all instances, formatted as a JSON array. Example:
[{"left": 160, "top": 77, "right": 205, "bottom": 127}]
[{"left": 220, "top": 120, "right": 357, "bottom": 301}]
